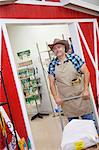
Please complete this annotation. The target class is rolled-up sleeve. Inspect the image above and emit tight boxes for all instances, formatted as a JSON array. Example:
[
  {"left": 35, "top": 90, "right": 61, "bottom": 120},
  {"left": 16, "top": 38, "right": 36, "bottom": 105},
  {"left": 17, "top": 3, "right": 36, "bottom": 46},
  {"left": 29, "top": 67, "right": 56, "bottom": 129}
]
[
  {"left": 48, "top": 62, "right": 55, "bottom": 77},
  {"left": 70, "top": 53, "right": 85, "bottom": 72},
  {"left": 74, "top": 54, "right": 85, "bottom": 71}
]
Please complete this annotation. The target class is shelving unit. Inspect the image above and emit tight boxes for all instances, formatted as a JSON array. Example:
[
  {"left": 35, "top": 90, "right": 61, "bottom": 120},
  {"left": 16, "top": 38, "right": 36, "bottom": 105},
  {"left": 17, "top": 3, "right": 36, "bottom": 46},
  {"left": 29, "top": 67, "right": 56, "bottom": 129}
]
[
  {"left": 18, "top": 65, "right": 49, "bottom": 120},
  {"left": 17, "top": 49, "right": 49, "bottom": 120},
  {"left": 0, "top": 70, "right": 20, "bottom": 150},
  {"left": 18, "top": 66, "right": 39, "bottom": 106}
]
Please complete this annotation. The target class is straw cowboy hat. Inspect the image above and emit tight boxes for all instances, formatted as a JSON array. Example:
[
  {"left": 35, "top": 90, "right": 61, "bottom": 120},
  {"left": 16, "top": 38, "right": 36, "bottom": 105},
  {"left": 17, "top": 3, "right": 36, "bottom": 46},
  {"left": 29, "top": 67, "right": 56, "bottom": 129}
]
[{"left": 48, "top": 38, "right": 70, "bottom": 52}]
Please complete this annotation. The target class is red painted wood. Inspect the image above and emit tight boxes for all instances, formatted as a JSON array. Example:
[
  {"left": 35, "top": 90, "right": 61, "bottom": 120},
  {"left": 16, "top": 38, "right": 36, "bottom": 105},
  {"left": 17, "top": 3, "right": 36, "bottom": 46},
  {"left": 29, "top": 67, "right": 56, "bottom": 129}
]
[
  {"left": 0, "top": 4, "right": 98, "bottom": 19},
  {"left": 78, "top": 23, "right": 98, "bottom": 107},
  {"left": 1, "top": 34, "right": 28, "bottom": 149}
]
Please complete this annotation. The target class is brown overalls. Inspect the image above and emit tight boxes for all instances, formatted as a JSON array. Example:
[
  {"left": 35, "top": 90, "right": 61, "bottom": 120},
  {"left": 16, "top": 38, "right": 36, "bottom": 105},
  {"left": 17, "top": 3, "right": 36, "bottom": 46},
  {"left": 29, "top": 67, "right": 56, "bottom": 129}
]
[{"left": 55, "top": 60, "right": 92, "bottom": 117}]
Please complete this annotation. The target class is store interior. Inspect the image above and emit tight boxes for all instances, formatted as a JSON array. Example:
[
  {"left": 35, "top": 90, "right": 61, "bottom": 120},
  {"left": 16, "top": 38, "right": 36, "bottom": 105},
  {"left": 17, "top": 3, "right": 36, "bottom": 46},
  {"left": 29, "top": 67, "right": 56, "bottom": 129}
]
[{"left": 6, "top": 24, "right": 71, "bottom": 150}]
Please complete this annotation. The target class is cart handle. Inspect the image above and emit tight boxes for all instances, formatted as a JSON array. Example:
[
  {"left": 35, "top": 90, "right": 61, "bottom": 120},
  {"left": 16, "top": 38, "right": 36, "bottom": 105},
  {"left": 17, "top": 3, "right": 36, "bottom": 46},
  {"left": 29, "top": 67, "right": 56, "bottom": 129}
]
[{"left": 63, "top": 95, "right": 82, "bottom": 102}]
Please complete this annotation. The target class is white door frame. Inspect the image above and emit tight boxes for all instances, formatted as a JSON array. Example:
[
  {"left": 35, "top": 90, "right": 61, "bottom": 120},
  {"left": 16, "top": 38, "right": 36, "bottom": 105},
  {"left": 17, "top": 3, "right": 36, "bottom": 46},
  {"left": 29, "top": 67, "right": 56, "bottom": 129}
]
[{"left": 0, "top": 18, "right": 99, "bottom": 150}]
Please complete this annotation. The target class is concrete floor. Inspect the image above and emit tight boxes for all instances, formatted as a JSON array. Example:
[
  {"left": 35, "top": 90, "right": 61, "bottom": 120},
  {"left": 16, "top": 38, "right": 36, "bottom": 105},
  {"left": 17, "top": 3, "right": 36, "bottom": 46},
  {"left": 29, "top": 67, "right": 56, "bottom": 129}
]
[{"left": 29, "top": 114, "right": 63, "bottom": 150}]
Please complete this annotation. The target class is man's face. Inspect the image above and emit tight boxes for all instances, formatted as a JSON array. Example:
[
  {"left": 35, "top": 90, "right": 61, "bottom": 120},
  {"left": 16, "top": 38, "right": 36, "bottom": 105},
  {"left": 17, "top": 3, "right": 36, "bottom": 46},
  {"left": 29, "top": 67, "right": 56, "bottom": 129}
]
[{"left": 52, "top": 44, "right": 65, "bottom": 57}]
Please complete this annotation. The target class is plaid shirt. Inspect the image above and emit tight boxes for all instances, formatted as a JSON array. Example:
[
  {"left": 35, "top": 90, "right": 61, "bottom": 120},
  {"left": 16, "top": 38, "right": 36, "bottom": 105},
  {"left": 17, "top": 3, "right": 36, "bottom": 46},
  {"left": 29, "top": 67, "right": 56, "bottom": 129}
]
[{"left": 48, "top": 53, "right": 85, "bottom": 77}]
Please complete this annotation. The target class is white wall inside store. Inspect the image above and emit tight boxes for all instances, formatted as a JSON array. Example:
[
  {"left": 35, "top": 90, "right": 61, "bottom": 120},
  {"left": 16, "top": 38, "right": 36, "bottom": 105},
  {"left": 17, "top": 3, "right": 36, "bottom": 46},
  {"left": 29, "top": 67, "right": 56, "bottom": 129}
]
[{"left": 7, "top": 24, "right": 70, "bottom": 114}]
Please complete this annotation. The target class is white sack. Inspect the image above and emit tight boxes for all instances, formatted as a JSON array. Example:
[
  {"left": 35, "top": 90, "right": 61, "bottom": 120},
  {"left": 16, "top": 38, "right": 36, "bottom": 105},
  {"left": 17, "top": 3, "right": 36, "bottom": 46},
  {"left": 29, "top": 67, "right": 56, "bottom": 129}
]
[{"left": 61, "top": 119, "right": 99, "bottom": 150}]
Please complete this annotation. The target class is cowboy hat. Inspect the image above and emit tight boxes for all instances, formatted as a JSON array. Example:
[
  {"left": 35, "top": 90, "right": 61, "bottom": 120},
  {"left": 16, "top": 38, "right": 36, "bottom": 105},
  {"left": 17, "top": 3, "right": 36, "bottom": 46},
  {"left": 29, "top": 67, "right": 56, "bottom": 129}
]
[{"left": 48, "top": 38, "right": 69, "bottom": 52}]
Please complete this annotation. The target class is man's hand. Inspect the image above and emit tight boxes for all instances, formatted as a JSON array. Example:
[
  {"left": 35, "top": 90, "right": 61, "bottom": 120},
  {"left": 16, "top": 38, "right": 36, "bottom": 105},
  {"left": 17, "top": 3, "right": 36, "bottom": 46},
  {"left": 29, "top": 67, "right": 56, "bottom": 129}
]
[
  {"left": 54, "top": 96, "right": 63, "bottom": 106},
  {"left": 82, "top": 89, "right": 90, "bottom": 100}
]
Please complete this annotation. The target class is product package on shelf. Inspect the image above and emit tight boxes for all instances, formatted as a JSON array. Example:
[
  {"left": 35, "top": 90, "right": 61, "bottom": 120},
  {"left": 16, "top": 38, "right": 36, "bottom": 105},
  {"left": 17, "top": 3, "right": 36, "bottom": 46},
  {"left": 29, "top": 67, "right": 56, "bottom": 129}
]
[{"left": 18, "top": 65, "right": 41, "bottom": 115}]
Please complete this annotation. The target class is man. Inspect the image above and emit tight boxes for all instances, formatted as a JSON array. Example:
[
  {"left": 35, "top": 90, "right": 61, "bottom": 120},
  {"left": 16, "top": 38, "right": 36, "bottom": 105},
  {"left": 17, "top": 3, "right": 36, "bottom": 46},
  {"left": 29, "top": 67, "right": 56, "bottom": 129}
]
[{"left": 48, "top": 38, "right": 93, "bottom": 122}]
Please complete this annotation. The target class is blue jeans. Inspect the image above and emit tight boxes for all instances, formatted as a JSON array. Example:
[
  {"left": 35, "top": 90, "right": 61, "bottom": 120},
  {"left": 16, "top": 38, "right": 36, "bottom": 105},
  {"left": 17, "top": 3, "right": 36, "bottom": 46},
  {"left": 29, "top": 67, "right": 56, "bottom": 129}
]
[
  {"left": 68, "top": 113, "right": 95, "bottom": 122},
  {"left": 81, "top": 113, "right": 95, "bottom": 120}
]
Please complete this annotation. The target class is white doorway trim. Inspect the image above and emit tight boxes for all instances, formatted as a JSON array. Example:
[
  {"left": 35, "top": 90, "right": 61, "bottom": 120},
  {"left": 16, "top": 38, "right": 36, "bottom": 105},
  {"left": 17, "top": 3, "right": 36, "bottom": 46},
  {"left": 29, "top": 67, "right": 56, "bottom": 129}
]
[
  {"left": 0, "top": 18, "right": 95, "bottom": 24},
  {"left": 0, "top": 18, "right": 98, "bottom": 149}
]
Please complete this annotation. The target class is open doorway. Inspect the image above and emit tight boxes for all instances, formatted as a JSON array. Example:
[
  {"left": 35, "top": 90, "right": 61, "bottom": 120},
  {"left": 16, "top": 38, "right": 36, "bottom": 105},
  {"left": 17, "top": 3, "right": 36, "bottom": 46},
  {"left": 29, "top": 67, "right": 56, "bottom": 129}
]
[
  {"left": 1, "top": 19, "right": 98, "bottom": 150},
  {"left": 6, "top": 23, "right": 71, "bottom": 150}
]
